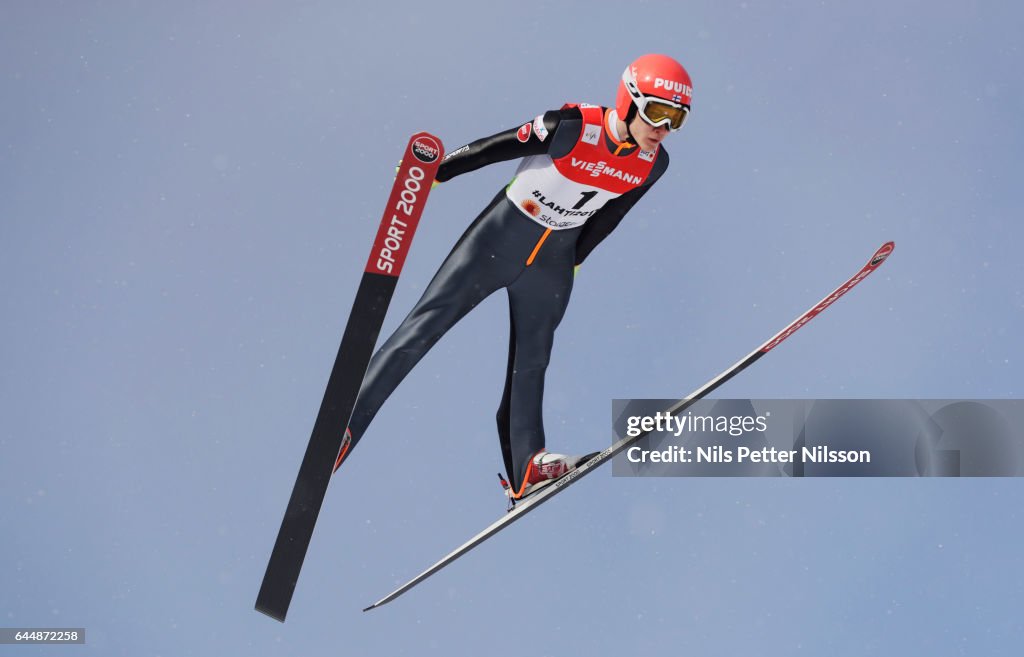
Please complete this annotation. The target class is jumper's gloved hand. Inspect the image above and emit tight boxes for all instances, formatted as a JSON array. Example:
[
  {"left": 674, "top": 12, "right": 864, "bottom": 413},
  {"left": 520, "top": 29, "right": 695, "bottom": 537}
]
[{"left": 396, "top": 161, "right": 441, "bottom": 189}]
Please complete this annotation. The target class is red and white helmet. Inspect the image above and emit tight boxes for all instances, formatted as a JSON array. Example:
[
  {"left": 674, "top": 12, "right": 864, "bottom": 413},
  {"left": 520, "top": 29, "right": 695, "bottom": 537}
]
[{"left": 616, "top": 54, "right": 693, "bottom": 131}]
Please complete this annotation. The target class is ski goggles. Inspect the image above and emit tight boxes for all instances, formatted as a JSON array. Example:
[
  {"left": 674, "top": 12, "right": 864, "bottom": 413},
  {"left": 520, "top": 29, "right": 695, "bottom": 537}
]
[
  {"left": 636, "top": 96, "right": 689, "bottom": 131},
  {"left": 621, "top": 68, "right": 690, "bottom": 131}
]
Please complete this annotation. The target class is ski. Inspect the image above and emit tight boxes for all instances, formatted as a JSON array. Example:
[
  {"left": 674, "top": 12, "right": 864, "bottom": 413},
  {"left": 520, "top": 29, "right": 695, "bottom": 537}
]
[
  {"left": 256, "top": 133, "right": 444, "bottom": 622},
  {"left": 363, "top": 241, "right": 895, "bottom": 611}
]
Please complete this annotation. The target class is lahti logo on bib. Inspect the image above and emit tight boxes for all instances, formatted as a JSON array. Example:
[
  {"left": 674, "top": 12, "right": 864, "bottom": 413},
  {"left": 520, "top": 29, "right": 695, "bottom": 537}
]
[{"left": 520, "top": 199, "right": 541, "bottom": 217}]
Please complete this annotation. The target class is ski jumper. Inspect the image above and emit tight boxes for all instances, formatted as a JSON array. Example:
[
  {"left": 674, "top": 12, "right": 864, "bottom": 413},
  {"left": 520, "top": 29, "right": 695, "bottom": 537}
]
[{"left": 342, "top": 104, "right": 670, "bottom": 489}]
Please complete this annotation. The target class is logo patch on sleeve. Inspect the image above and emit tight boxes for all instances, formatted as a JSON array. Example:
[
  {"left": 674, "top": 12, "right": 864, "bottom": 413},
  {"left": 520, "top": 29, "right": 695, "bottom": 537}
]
[
  {"left": 442, "top": 144, "right": 470, "bottom": 161},
  {"left": 517, "top": 122, "right": 533, "bottom": 143},
  {"left": 532, "top": 115, "right": 549, "bottom": 141}
]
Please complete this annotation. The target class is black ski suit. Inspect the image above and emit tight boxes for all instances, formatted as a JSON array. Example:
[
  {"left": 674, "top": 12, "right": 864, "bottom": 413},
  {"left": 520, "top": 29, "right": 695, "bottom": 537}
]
[{"left": 344, "top": 104, "right": 670, "bottom": 489}]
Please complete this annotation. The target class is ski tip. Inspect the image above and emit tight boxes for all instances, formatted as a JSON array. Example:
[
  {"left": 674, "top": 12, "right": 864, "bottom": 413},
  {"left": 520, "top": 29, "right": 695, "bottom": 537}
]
[
  {"left": 868, "top": 241, "right": 895, "bottom": 267},
  {"left": 362, "top": 603, "right": 379, "bottom": 613}
]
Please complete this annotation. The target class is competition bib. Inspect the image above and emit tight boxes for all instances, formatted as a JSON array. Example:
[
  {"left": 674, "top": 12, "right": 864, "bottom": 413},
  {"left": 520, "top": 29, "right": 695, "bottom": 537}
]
[{"left": 505, "top": 104, "right": 657, "bottom": 230}]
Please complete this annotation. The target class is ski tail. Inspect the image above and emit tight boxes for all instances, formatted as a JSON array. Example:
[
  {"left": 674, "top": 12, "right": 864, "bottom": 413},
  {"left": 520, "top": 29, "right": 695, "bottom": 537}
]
[
  {"left": 362, "top": 241, "right": 895, "bottom": 611},
  {"left": 255, "top": 133, "right": 444, "bottom": 623}
]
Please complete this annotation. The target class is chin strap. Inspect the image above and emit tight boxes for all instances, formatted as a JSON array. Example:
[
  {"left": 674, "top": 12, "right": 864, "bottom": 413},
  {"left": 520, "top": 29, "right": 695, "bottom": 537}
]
[
  {"left": 609, "top": 106, "right": 639, "bottom": 146},
  {"left": 623, "top": 104, "right": 639, "bottom": 145}
]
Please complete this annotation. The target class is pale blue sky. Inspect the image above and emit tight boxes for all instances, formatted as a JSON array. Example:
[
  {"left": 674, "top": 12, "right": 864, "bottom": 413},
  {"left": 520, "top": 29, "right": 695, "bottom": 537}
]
[{"left": 2, "top": 1, "right": 1022, "bottom": 655}]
